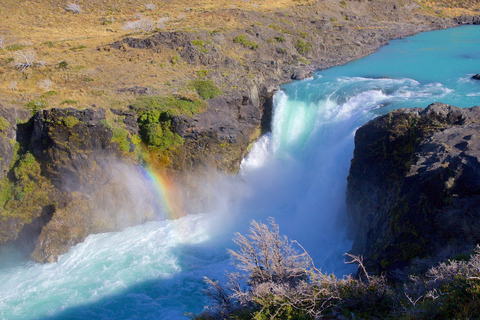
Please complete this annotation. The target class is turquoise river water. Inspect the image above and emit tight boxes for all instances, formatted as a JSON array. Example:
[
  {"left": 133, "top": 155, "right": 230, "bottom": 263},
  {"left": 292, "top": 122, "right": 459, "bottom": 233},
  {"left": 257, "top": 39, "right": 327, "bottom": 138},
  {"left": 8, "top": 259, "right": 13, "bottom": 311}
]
[{"left": 0, "top": 25, "right": 479, "bottom": 319}]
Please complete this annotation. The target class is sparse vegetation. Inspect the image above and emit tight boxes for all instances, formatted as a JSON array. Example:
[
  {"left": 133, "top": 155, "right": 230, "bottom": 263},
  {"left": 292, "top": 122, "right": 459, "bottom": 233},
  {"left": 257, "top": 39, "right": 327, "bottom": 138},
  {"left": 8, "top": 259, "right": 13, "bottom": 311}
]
[
  {"left": 233, "top": 34, "right": 259, "bottom": 50},
  {"left": 295, "top": 39, "right": 312, "bottom": 54},
  {"left": 123, "top": 17, "right": 157, "bottom": 32},
  {"left": 25, "top": 100, "right": 47, "bottom": 116},
  {"left": 190, "top": 79, "right": 223, "bottom": 100},
  {"left": 191, "top": 40, "right": 209, "bottom": 53},
  {"left": 196, "top": 219, "right": 480, "bottom": 319},
  {"left": 38, "top": 79, "right": 54, "bottom": 92},
  {"left": 58, "top": 60, "right": 68, "bottom": 69},
  {"left": 268, "top": 36, "right": 285, "bottom": 44},
  {"left": 60, "top": 99, "right": 78, "bottom": 105},
  {"left": 6, "top": 43, "right": 26, "bottom": 51},
  {"left": 0, "top": 117, "right": 9, "bottom": 132},
  {"left": 65, "top": 3, "right": 82, "bottom": 13},
  {"left": 14, "top": 50, "right": 36, "bottom": 71}
]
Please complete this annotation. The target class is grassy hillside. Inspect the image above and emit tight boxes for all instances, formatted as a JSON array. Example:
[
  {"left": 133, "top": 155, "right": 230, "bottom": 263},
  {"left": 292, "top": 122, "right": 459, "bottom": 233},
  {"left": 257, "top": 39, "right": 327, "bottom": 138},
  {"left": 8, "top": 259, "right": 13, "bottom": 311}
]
[
  {"left": 0, "top": 0, "right": 478, "bottom": 114},
  {"left": 0, "top": 0, "right": 315, "bottom": 111}
]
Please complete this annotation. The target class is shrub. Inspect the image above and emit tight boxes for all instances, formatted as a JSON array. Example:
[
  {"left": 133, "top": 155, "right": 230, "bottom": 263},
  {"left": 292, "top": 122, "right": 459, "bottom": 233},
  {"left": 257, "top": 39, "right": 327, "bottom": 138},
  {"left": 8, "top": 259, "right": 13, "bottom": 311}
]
[
  {"left": 112, "top": 127, "right": 131, "bottom": 152},
  {"left": 123, "top": 17, "right": 157, "bottom": 32},
  {"left": 58, "top": 60, "right": 68, "bottom": 69},
  {"left": 25, "top": 100, "right": 47, "bottom": 116},
  {"left": 233, "top": 34, "right": 259, "bottom": 50},
  {"left": 295, "top": 39, "right": 312, "bottom": 54},
  {"left": 200, "top": 219, "right": 340, "bottom": 319},
  {"left": 133, "top": 95, "right": 206, "bottom": 117},
  {"left": 65, "top": 3, "right": 82, "bottom": 13},
  {"left": 143, "top": 122, "right": 183, "bottom": 151},
  {"left": 38, "top": 79, "right": 54, "bottom": 92},
  {"left": 190, "top": 80, "right": 222, "bottom": 100},
  {"left": 14, "top": 50, "right": 36, "bottom": 71},
  {"left": 198, "top": 221, "right": 480, "bottom": 319},
  {"left": 131, "top": 95, "right": 207, "bottom": 151},
  {"left": 268, "top": 36, "right": 285, "bottom": 44}
]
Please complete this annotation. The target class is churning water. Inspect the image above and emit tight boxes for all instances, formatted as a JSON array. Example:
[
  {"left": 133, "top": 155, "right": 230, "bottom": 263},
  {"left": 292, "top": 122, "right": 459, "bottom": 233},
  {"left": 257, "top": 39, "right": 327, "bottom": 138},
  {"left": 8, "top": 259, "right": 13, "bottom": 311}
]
[{"left": 1, "top": 26, "right": 480, "bottom": 319}]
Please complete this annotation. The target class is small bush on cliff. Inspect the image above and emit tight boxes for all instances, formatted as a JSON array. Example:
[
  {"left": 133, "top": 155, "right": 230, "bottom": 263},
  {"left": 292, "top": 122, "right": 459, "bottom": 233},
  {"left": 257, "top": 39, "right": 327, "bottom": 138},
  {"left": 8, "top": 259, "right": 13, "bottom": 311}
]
[
  {"left": 233, "top": 34, "right": 259, "bottom": 50},
  {"left": 295, "top": 39, "right": 312, "bottom": 54},
  {"left": 25, "top": 99, "right": 47, "bottom": 116},
  {"left": 14, "top": 50, "right": 36, "bottom": 71},
  {"left": 131, "top": 95, "right": 205, "bottom": 152},
  {"left": 190, "top": 80, "right": 223, "bottom": 100}
]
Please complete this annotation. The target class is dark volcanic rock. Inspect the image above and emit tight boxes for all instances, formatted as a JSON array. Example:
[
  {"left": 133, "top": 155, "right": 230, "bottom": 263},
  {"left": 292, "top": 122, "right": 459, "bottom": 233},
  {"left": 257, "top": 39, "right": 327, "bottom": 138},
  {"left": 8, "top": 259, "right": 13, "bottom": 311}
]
[
  {"left": 455, "top": 15, "right": 480, "bottom": 25},
  {"left": 473, "top": 73, "right": 480, "bottom": 80},
  {"left": 31, "top": 108, "right": 117, "bottom": 192},
  {"left": 28, "top": 108, "right": 154, "bottom": 262},
  {"left": 347, "top": 103, "right": 480, "bottom": 275}
]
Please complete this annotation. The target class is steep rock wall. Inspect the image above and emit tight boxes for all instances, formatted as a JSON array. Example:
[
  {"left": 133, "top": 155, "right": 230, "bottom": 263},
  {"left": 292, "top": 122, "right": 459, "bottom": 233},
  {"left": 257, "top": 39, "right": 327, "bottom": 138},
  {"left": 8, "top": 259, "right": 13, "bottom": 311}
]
[{"left": 347, "top": 103, "right": 480, "bottom": 275}]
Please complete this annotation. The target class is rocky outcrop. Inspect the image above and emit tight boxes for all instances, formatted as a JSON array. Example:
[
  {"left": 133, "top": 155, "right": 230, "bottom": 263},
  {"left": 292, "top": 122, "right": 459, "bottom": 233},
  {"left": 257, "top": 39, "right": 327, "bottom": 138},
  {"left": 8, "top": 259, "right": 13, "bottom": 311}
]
[
  {"left": 472, "top": 73, "right": 480, "bottom": 80},
  {"left": 29, "top": 108, "right": 161, "bottom": 262},
  {"left": 0, "top": 107, "right": 159, "bottom": 262},
  {"left": 347, "top": 103, "right": 480, "bottom": 275}
]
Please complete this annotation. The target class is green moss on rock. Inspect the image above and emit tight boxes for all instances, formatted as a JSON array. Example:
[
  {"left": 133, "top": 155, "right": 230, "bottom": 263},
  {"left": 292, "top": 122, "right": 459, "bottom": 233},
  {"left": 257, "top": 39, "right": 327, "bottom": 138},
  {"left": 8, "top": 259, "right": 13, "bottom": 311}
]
[
  {"left": 0, "top": 116, "right": 9, "bottom": 132},
  {"left": 0, "top": 151, "right": 55, "bottom": 243}
]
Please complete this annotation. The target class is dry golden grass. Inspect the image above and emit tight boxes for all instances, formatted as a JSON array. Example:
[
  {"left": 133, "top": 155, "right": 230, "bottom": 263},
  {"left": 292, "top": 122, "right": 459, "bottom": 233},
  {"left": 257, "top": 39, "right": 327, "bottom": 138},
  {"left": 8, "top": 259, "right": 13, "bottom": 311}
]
[
  {"left": 0, "top": 0, "right": 476, "bottom": 112},
  {"left": 419, "top": 0, "right": 480, "bottom": 17},
  {"left": 0, "top": 0, "right": 316, "bottom": 110}
]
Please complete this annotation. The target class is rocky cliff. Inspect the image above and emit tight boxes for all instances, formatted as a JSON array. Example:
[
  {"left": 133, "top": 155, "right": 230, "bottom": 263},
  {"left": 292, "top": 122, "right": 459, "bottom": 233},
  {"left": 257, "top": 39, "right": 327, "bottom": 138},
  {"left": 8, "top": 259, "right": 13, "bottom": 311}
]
[{"left": 347, "top": 103, "right": 480, "bottom": 275}]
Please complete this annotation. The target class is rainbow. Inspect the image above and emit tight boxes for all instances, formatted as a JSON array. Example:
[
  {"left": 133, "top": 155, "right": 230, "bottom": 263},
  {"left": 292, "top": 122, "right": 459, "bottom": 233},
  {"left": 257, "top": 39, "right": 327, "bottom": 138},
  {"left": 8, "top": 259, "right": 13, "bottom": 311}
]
[{"left": 140, "top": 165, "right": 186, "bottom": 221}]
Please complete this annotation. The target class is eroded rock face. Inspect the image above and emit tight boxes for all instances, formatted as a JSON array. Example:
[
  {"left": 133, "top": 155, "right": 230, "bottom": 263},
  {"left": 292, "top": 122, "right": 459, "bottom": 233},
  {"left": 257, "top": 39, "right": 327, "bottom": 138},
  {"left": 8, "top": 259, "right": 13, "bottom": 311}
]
[
  {"left": 28, "top": 108, "right": 160, "bottom": 262},
  {"left": 347, "top": 103, "right": 480, "bottom": 275}
]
